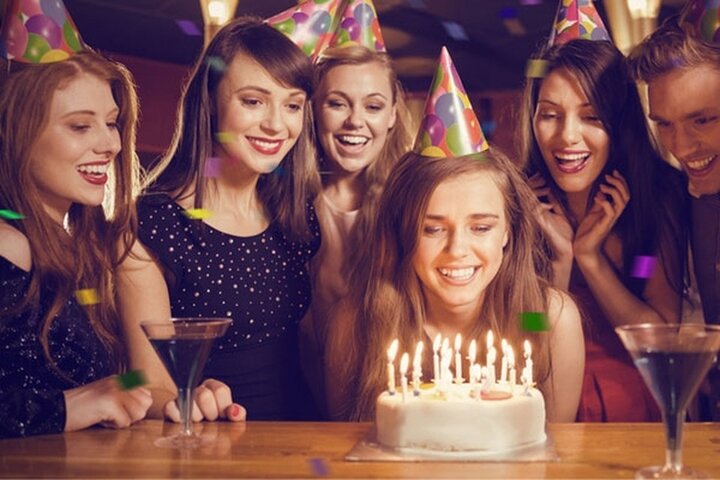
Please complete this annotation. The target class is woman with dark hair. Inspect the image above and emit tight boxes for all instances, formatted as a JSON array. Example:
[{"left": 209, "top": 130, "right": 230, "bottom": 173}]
[
  {"left": 0, "top": 51, "right": 151, "bottom": 438},
  {"left": 517, "top": 39, "right": 688, "bottom": 421},
  {"left": 118, "top": 17, "right": 322, "bottom": 421},
  {"left": 324, "top": 149, "right": 584, "bottom": 421}
]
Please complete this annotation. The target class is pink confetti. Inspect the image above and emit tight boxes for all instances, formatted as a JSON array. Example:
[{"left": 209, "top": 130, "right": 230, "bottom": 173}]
[{"left": 631, "top": 256, "right": 657, "bottom": 279}]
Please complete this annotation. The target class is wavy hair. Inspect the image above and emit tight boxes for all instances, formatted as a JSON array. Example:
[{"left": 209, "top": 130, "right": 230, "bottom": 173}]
[
  {"left": 338, "top": 149, "right": 553, "bottom": 420},
  {"left": 0, "top": 50, "right": 141, "bottom": 373},
  {"left": 144, "top": 16, "right": 320, "bottom": 240}
]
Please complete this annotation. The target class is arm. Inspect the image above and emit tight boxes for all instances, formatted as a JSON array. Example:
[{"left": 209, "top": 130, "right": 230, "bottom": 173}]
[
  {"left": 323, "top": 300, "right": 356, "bottom": 421},
  {"left": 543, "top": 288, "right": 584, "bottom": 422},
  {"left": 574, "top": 171, "right": 681, "bottom": 325}
]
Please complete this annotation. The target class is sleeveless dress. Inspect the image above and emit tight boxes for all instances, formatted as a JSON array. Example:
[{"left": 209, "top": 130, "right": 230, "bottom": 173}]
[
  {"left": 137, "top": 194, "right": 321, "bottom": 420},
  {"left": 0, "top": 257, "right": 114, "bottom": 438},
  {"left": 571, "top": 264, "right": 661, "bottom": 422}
]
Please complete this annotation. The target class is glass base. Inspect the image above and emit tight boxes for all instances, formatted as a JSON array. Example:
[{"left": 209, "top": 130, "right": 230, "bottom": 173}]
[
  {"left": 636, "top": 465, "right": 710, "bottom": 479},
  {"left": 153, "top": 433, "right": 214, "bottom": 449}
]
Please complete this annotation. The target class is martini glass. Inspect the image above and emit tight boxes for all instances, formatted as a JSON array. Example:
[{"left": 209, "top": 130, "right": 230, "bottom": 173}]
[
  {"left": 141, "top": 317, "right": 232, "bottom": 449},
  {"left": 616, "top": 323, "right": 720, "bottom": 479}
]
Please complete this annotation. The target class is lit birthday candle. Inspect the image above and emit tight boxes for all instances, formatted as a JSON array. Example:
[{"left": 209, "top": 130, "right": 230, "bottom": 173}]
[
  {"left": 486, "top": 330, "right": 494, "bottom": 370},
  {"left": 387, "top": 339, "right": 399, "bottom": 394},
  {"left": 500, "top": 339, "right": 508, "bottom": 383},
  {"left": 454, "top": 333, "right": 463, "bottom": 383},
  {"left": 487, "top": 347, "right": 497, "bottom": 386},
  {"left": 400, "top": 352, "right": 409, "bottom": 402},
  {"left": 412, "top": 341, "right": 423, "bottom": 396},
  {"left": 523, "top": 339, "right": 533, "bottom": 386},
  {"left": 432, "top": 334, "right": 441, "bottom": 384},
  {"left": 471, "top": 364, "right": 482, "bottom": 401},
  {"left": 440, "top": 343, "right": 452, "bottom": 393},
  {"left": 468, "top": 339, "right": 477, "bottom": 383},
  {"left": 508, "top": 345, "right": 517, "bottom": 388}
]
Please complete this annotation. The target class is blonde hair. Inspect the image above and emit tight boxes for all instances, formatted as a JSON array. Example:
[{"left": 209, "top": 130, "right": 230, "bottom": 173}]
[
  {"left": 338, "top": 149, "right": 553, "bottom": 420},
  {"left": 0, "top": 50, "right": 141, "bottom": 372}
]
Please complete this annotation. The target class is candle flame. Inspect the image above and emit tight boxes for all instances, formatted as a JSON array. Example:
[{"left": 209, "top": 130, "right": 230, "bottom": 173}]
[
  {"left": 487, "top": 330, "right": 494, "bottom": 349},
  {"left": 468, "top": 339, "right": 477, "bottom": 362},
  {"left": 400, "top": 352, "right": 409, "bottom": 375},
  {"left": 441, "top": 337, "right": 450, "bottom": 354},
  {"left": 454, "top": 333, "right": 462, "bottom": 351},
  {"left": 501, "top": 338, "right": 508, "bottom": 354},
  {"left": 524, "top": 339, "right": 532, "bottom": 357},
  {"left": 433, "top": 333, "right": 441, "bottom": 352},
  {"left": 508, "top": 345, "right": 515, "bottom": 367},
  {"left": 414, "top": 341, "right": 424, "bottom": 365},
  {"left": 388, "top": 338, "right": 399, "bottom": 361}
]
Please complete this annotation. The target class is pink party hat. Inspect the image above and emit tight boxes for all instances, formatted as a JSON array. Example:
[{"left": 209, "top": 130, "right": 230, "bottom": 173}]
[
  {"left": 328, "top": 0, "right": 386, "bottom": 52},
  {"left": 266, "top": 0, "right": 343, "bottom": 59},
  {"left": 1, "top": 0, "right": 85, "bottom": 63},
  {"left": 413, "top": 47, "right": 488, "bottom": 158},
  {"left": 549, "top": 0, "right": 611, "bottom": 46},
  {"left": 679, "top": 0, "right": 720, "bottom": 44}
]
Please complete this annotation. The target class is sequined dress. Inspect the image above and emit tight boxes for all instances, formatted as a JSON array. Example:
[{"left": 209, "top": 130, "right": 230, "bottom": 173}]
[
  {"left": 137, "top": 194, "right": 321, "bottom": 420},
  {"left": 0, "top": 256, "right": 114, "bottom": 438}
]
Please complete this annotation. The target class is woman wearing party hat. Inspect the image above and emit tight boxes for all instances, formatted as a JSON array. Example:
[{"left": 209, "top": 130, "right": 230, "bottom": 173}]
[
  {"left": 285, "top": 0, "right": 414, "bottom": 416},
  {"left": 324, "top": 47, "right": 583, "bottom": 421},
  {"left": 117, "top": 17, "right": 322, "bottom": 421},
  {"left": 0, "top": 0, "right": 151, "bottom": 437},
  {"left": 518, "top": 0, "right": 688, "bottom": 422}
]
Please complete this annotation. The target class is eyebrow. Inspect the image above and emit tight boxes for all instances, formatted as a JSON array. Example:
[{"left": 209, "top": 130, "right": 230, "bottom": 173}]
[
  {"left": 649, "top": 109, "right": 714, "bottom": 123},
  {"left": 325, "top": 90, "right": 389, "bottom": 101},
  {"left": 536, "top": 99, "right": 593, "bottom": 108},
  {"left": 61, "top": 107, "right": 119, "bottom": 118},
  {"left": 234, "top": 85, "right": 306, "bottom": 98},
  {"left": 424, "top": 213, "right": 500, "bottom": 220}
]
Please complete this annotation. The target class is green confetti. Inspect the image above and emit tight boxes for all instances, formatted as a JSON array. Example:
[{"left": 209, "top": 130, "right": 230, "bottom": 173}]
[
  {"left": 0, "top": 209, "right": 25, "bottom": 220},
  {"left": 520, "top": 311, "right": 550, "bottom": 332},
  {"left": 117, "top": 370, "right": 147, "bottom": 391}
]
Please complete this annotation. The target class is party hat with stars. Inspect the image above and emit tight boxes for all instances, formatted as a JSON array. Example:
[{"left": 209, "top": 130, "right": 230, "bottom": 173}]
[
  {"left": 1, "top": 0, "right": 85, "bottom": 63},
  {"left": 266, "top": 0, "right": 343, "bottom": 59},
  {"left": 413, "top": 47, "right": 488, "bottom": 159},
  {"left": 549, "top": 0, "right": 611, "bottom": 46},
  {"left": 679, "top": 0, "right": 720, "bottom": 44},
  {"left": 327, "top": 0, "right": 386, "bottom": 53}
]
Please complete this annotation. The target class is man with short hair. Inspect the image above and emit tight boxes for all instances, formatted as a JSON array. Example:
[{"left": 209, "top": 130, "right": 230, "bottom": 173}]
[{"left": 630, "top": 14, "right": 720, "bottom": 420}]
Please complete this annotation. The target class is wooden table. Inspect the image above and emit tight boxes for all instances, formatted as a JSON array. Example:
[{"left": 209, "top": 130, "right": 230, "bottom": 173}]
[{"left": 1, "top": 421, "right": 719, "bottom": 478}]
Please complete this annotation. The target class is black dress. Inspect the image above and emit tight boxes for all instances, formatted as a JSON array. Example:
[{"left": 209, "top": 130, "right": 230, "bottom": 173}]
[
  {"left": 0, "top": 257, "right": 114, "bottom": 438},
  {"left": 137, "top": 194, "right": 321, "bottom": 420}
]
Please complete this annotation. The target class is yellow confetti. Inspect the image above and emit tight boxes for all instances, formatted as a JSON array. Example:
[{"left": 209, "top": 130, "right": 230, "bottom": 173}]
[
  {"left": 183, "top": 208, "right": 213, "bottom": 220},
  {"left": 215, "top": 131, "right": 236, "bottom": 144},
  {"left": 75, "top": 289, "right": 99, "bottom": 306},
  {"left": 525, "top": 59, "right": 549, "bottom": 78}
]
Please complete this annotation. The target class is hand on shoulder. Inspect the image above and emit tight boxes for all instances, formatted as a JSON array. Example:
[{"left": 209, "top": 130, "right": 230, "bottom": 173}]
[{"left": 0, "top": 221, "right": 31, "bottom": 272}]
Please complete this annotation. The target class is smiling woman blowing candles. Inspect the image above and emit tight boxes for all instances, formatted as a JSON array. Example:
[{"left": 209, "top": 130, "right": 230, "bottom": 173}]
[
  {"left": 0, "top": 0, "right": 150, "bottom": 438},
  {"left": 324, "top": 48, "right": 584, "bottom": 423}
]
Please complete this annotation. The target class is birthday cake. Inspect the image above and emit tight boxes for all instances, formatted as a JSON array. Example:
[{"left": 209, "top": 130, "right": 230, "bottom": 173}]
[{"left": 375, "top": 383, "right": 546, "bottom": 452}]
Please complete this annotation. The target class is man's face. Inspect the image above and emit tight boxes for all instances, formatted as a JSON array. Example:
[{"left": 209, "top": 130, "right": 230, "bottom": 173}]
[{"left": 648, "top": 64, "right": 720, "bottom": 196}]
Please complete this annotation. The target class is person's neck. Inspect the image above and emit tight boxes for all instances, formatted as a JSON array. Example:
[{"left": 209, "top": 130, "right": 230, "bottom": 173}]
[
  {"left": 423, "top": 297, "right": 483, "bottom": 340},
  {"left": 565, "top": 189, "right": 590, "bottom": 225},
  {"left": 202, "top": 155, "right": 263, "bottom": 219},
  {"left": 323, "top": 169, "right": 366, "bottom": 212}
]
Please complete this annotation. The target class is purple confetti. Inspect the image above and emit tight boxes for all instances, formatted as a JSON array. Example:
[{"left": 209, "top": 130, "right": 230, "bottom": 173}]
[
  {"left": 176, "top": 19, "right": 202, "bottom": 36},
  {"left": 499, "top": 7, "right": 518, "bottom": 19},
  {"left": 520, "top": 0, "right": 543, "bottom": 5},
  {"left": 308, "top": 457, "right": 329, "bottom": 476},
  {"left": 204, "top": 157, "right": 221, "bottom": 178},
  {"left": 631, "top": 255, "right": 657, "bottom": 279}
]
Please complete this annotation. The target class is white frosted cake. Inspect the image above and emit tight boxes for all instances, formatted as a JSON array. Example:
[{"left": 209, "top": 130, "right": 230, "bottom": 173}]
[{"left": 375, "top": 384, "right": 546, "bottom": 452}]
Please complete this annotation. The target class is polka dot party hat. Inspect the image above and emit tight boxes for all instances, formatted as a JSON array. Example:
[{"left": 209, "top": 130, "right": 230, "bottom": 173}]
[
  {"left": 413, "top": 47, "right": 488, "bottom": 159},
  {"left": 1, "top": 0, "right": 85, "bottom": 63},
  {"left": 679, "top": 0, "right": 720, "bottom": 45},
  {"left": 549, "top": 0, "right": 611, "bottom": 46},
  {"left": 327, "top": 0, "right": 386, "bottom": 53},
  {"left": 265, "top": 0, "right": 343, "bottom": 60}
]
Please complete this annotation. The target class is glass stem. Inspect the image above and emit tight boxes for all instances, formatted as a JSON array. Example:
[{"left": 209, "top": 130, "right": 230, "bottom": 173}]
[
  {"left": 663, "top": 410, "right": 684, "bottom": 473},
  {"left": 178, "top": 387, "right": 193, "bottom": 437}
]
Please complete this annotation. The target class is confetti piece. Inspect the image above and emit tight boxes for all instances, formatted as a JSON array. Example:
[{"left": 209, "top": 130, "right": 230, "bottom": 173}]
[
  {"left": 215, "top": 131, "right": 236, "bottom": 144},
  {"left": 117, "top": 370, "right": 147, "bottom": 391},
  {"left": 499, "top": 7, "right": 518, "bottom": 19},
  {"left": 273, "top": 165, "right": 286, "bottom": 177},
  {"left": 184, "top": 208, "right": 213, "bottom": 220},
  {"left": 308, "top": 458, "right": 329, "bottom": 477},
  {"left": 204, "top": 156, "right": 222, "bottom": 178},
  {"left": 631, "top": 255, "right": 657, "bottom": 279},
  {"left": 480, "top": 120, "right": 497, "bottom": 136},
  {"left": 520, "top": 312, "right": 550, "bottom": 332},
  {"left": 0, "top": 209, "right": 25, "bottom": 220},
  {"left": 75, "top": 289, "right": 99, "bottom": 306},
  {"left": 205, "top": 56, "right": 227, "bottom": 74},
  {"left": 176, "top": 19, "right": 202, "bottom": 36},
  {"left": 520, "top": 0, "right": 543, "bottom": 5},
  {"left": 525, "top": 59, "right": 549, "bottom": 78},
  {"left": 504, "top": 18, "right": 527, "bottom": 36}
]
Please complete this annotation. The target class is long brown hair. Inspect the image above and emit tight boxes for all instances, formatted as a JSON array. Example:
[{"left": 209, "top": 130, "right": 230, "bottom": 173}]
[
  {"left": 0, "top": 51, "right": 141, "bottom": 374},
  {"left": 145, "top": 16, "right": 320, "bottom": 240},
  {"left": 313, "top": 45, "right": 414, "bottom": 258},
  {"left": 340, "top": 149, "right": 553, "bottom": 420}
]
